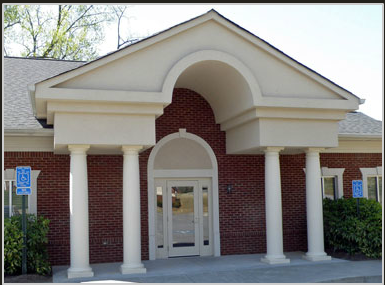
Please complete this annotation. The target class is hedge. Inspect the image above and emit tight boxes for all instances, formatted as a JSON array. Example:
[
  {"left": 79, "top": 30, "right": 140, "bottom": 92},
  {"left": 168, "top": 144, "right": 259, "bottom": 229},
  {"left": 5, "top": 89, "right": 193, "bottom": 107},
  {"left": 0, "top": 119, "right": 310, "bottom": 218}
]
[
  {"left": 4, "top": 214, "right": 51, "bottom": 275},
  {"left": 323, "top": 197, "right": 382, "bottom": 258}
]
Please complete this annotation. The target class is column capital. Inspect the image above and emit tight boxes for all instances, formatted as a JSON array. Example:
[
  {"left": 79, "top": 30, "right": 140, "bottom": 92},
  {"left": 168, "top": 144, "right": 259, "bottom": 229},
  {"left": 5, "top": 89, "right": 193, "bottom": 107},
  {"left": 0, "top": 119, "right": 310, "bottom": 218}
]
[
  {"left": 68, "top": 144, "right": 90, "bottom": 154},
  {"left": 122, "top": 145, "right": 143, "bottom": 155},
  {"left": 304, "top": 147, "right": 325, "bottom": 154},
  {"left": 263, "top": 147, "right": 284, "bottom": 154}
]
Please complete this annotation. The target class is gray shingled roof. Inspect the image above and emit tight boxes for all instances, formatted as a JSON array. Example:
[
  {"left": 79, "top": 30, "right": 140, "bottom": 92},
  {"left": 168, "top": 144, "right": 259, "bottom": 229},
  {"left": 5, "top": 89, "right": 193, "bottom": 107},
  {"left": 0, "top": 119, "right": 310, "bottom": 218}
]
[
  {"left": 339, "top": 111, "right": 382, "bottom": 136},
  {"left": 3, "top": 57, "right": 85, "bottom": 130},
  {"left": 3, "top": 57, "right": 382, "bottom": 137}
]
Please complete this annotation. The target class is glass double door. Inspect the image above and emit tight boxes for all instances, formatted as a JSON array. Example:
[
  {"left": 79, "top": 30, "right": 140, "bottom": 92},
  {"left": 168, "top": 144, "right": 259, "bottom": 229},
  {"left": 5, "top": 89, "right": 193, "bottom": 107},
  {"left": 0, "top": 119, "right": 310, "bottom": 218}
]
[{"left": 155, "top": 178, "right": 212, "bottom": 258}]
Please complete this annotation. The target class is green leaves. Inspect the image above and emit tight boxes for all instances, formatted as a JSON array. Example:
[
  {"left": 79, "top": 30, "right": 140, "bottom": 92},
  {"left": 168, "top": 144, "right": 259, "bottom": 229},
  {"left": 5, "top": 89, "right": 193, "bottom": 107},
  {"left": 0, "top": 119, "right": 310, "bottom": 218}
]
[
  {"left": 4, "top": 5, "right": 113, "bottom": 60},
  {"left": 4, "top": 214, "right": 51, "bottom": 275},
  {"left": 323, "top": 197, "right": 382, "bottom": 258}
]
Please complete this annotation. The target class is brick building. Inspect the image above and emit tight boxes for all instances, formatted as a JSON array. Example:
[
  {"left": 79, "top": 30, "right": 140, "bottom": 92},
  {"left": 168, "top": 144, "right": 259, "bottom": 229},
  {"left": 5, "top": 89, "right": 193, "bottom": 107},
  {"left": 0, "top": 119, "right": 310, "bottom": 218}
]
[{"left": 3, "top": 10, "right": 382, "bottom": 279}]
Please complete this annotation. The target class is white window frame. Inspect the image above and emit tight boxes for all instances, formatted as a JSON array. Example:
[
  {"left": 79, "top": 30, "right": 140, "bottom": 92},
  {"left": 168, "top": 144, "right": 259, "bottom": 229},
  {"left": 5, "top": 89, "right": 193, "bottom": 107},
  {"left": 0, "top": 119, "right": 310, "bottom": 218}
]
[
  {"left": 321, "top": 167, "right": 345, "bottom": 199},
  {"left": 303, "top": 167, "right": 345, "bottom": 200},
  {"left": 360, "top": 167, "right": 382, "bottom": 202},
  {"left": 321, "top": 176, "right": 337, "bottom": 200},
  {"left": 3, "top": 169, "right": 40, "bottom": 217}
]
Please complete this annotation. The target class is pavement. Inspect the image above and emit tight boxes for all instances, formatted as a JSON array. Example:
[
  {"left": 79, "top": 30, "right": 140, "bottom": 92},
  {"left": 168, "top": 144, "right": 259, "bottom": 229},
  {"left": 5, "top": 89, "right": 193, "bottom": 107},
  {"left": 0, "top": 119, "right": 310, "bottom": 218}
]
[{"left": 52, "top": 252, "right": 383, "bottom": 283}]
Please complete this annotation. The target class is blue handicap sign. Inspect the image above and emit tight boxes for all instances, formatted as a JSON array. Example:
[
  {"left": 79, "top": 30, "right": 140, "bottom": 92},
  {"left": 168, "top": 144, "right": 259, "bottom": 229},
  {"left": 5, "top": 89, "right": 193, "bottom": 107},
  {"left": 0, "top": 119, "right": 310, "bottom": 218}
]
[
  {"left": 16, "top": 188, "right": 31, "bottom": 195},
  {"left": 352, "top": 180, "right": 363, "bottom": 198},
  {"left": 16, "top": 166, "right": 31, "bottom": 188}
]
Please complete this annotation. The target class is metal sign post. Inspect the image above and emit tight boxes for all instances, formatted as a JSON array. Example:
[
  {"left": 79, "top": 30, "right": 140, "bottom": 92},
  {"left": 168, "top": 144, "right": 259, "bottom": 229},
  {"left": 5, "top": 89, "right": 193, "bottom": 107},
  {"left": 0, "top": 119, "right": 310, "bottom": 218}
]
[
  {"left": 16, "top": 166, "right": 32, "bottom": 275},
  {"left": 352, "top": 180, "right": 363, "bottom": 218},
  {"left": 22, "top": 195, "right": 27, "bottom": 274}
]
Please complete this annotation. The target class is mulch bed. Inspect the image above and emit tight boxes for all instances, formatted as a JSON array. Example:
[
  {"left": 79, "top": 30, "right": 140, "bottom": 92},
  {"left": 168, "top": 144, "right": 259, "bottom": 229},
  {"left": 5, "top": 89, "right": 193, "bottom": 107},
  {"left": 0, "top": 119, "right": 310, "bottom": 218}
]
[
  {"left": 326, "top": 249, "right": 380, "bottom": 261},
  {"left": 4, "top": 274, "right": 52, "bottom": 283}
]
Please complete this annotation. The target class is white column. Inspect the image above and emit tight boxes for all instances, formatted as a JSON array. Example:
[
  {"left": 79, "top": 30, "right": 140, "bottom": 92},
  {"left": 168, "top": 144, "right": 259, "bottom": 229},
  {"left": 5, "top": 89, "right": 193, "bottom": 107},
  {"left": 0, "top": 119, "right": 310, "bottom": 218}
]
[
  {"left": 121, "top": 146, "right": 147, "bottom": 274},
  {"left": 303, "top": 148, "right": 331, "bottom": 261},
  {"left": 67, "top": 145, "right": 94, "bottom": 279},
  {"left": 261, "top": 147, "right": 290, "bottom": 264}
]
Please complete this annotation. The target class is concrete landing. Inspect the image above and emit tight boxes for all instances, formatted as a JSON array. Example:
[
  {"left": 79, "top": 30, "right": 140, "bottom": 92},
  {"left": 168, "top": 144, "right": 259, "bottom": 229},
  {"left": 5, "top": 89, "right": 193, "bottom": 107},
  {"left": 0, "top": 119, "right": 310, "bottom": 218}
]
[{"left": 52, "top": 251, "right": 382, "bottom": 283}]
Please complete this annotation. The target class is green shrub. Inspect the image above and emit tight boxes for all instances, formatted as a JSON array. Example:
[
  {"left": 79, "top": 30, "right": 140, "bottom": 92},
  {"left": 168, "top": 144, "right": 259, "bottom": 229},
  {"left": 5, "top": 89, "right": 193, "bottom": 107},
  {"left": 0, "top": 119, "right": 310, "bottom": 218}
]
[
  {"left": 323, "top": 197, "right": 382, "bottom": 258},
  {"left": 4, "top": 214, "right": 51, "bottom": 275}
]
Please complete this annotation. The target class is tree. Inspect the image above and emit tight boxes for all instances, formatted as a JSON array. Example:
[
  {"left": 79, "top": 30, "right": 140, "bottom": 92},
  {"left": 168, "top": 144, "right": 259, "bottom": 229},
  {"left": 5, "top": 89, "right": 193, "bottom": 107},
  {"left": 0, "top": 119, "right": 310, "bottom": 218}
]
[
  {"left": 3, "top": 5, "right": 115, "bottom": 60},
  {"left": 4, "top": 5, "right": 20, "bottom": 30},
  {"left": 110, "top": 5, "right": 142, "bottom": 49}
]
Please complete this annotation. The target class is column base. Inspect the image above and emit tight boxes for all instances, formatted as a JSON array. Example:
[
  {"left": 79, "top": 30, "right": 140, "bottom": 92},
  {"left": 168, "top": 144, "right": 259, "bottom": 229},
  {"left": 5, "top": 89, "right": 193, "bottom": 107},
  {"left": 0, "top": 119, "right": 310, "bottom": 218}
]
[
  {"left": 303, "top": 253, "right": 332, "bottom": 262},
  {"left": 261, "top": 255, "right": 290, "bottom": 265},
  {"left": 67, "top": 267, "right": 94, "bottom": 279},
  {"left": 120, "top": 263, "right": 147, "bottom": 274}
]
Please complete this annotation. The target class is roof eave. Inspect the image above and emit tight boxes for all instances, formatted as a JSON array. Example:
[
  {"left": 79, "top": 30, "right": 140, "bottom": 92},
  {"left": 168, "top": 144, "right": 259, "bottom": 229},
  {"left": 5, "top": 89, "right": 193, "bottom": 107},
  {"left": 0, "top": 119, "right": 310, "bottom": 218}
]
[
  {"left": 338, "top": 133, "right": 382, "bottom": 140},
  {"left": 4, "top": 128, "right": 54, "bottom": 137}
]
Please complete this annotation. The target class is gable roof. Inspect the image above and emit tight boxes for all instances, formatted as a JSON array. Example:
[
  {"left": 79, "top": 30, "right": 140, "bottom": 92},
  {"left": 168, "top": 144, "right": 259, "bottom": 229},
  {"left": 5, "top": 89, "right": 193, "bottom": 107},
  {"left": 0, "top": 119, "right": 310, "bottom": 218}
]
[
  {"left": 3, "top": 57, "right": 85, "bottom": 130},
  {"left": 33, "top": 9, "right": 361, "bottom": 103},
  {"left": 3, "top": 57, "right": 382, "bottom": 137}
]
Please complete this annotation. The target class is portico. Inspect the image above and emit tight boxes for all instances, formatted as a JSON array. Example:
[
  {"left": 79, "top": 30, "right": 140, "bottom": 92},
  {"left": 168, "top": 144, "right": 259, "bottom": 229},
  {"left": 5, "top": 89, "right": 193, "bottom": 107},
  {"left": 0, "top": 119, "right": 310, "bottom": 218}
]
[{"left": 30, "top": 10, "right": 361, "bottom": 278}]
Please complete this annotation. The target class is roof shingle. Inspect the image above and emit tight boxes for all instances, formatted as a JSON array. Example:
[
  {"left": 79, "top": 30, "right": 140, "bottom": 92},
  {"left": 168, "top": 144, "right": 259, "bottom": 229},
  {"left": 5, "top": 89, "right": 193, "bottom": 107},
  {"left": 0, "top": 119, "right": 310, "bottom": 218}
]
[
  {"left": 3, "top": 57, "right": 84, "bottom": 130},
  {"left": 338, "top": 111, "right": 382, "bottom": 136}
]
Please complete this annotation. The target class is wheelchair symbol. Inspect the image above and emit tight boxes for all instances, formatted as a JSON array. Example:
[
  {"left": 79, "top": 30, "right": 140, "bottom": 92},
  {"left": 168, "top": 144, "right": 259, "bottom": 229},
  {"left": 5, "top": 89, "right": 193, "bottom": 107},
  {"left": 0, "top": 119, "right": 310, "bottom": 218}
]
[
  {"left": 19, "top": 174, "right": 28, "bottom": 182},
  {"left": 16, "top": 167, "right": 31, "bottom": 188}
]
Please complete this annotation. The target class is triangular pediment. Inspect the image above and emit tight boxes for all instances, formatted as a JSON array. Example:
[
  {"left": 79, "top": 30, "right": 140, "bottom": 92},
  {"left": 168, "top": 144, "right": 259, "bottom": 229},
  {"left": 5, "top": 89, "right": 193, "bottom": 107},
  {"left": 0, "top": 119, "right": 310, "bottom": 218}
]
[{"left": 33, "top": 9, "right": 360, "bottom": 121}]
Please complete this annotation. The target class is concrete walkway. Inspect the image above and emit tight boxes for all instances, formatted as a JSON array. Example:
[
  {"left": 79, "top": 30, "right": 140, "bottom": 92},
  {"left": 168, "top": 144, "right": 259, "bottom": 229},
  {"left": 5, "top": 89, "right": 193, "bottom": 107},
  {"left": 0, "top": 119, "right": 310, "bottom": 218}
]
[{"left": 53, "top": 252, "right": 382, "bottom": 283}]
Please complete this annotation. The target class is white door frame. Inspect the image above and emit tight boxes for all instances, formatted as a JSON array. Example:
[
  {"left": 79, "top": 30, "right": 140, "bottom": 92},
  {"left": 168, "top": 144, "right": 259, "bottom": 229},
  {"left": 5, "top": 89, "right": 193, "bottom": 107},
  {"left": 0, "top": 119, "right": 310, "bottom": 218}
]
[
  {"left": 155, "top": 178, "right": 213, "bottom": 259},
  {"left": 147, "top": 129, "right": 220, "bottom": 260},
  {"left": 167, "top": 180, "right": 199, "bottom": 257}
]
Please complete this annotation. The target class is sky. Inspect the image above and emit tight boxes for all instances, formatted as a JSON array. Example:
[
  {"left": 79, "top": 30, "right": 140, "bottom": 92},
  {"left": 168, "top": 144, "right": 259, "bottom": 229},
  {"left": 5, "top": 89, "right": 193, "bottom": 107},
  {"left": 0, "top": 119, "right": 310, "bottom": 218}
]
[{"left": 98, "top": 4, "right": 383, "bottom": 121}]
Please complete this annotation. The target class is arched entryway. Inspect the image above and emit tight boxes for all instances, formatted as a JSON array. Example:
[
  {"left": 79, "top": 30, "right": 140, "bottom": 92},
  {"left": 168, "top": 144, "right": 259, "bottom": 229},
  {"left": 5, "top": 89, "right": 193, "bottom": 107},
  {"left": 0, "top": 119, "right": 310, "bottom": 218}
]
[{"left": 147, "top": 129, "right": 220, "bottom": 260}]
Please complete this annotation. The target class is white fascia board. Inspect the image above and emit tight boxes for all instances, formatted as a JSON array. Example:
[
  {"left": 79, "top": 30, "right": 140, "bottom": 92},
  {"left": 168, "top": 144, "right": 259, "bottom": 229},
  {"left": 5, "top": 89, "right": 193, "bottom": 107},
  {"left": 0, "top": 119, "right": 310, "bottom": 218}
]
[
  {"left": 37, "top": 88, "right": 166, "bottom": 103},
  {"left": 4, "top": 129, "right": 54, "bottom": 136},
  {"left": 338, "top": 133, "right": 383, "bottom": 140},
  {"left": 46, "top": 101, "right": 165, "bottom": 124},
  {"left": 35, "top": 87, "right": 167, "bottom": 118},
  {"left": 221, "top": 106, "right": 350, "bottom": 131},
  {"left": 259, "top": 97, "right": 359, "bottom": 110}
]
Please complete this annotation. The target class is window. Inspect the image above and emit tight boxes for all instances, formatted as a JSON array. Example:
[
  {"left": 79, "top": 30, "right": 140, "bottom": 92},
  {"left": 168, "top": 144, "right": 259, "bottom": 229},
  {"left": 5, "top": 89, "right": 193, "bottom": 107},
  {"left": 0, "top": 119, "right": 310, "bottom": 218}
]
[
  {"left": 3, "top": 169, "right": 40, "bottom": 218},
  {"left": 367, "top": 175, "right": 382, "bottom": 204},
  {"left": 321, "top": 176, "right": 337, "bottom": 200},
  {"left": 360, "top": 167, "right": 382, "bottom": 204},
  {"left": 303, "top": 167, "right": 345, "bottom": 200},
  {"left": 321, "top": 167, "right": 345, "bottom": 200},
  {"left": 4, "top": 180, "right": 29, "bottom": 218}
]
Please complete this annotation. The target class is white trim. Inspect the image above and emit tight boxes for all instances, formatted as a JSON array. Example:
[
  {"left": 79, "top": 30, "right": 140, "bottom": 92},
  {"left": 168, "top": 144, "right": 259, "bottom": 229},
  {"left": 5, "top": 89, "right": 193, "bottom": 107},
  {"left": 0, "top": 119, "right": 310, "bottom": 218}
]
[
  {"left": 4, "top": 129, "right": 54, "bottom": 136},
  {"left": 33, "top": 10, "right": 360, "bottom": 104},
  {"left": 147, "top": 130, "right": 220, "bottom": 260},
  {"left": 303, "top": 167, "right": 345, "bottom": 199},
  {"left": 321, "top": 167, "right": 345, "bottom": 199},
  {"left": 153, "top": 169, "right": 213, "bottom": 178},
  {"left": 338, "top": 133, "right": 382, "bottom": 139},
  {"left": 323, "top": 138, "right": 382, "bottom": 153},
  {"left": 4, "top": 135, "right": 54, "bottom": 152},
  {"left": 360, "top": 167, "right": 382, "bottom": 200},
  {"left": 162, "top": 50, "right": 262, "bottom": 114}
]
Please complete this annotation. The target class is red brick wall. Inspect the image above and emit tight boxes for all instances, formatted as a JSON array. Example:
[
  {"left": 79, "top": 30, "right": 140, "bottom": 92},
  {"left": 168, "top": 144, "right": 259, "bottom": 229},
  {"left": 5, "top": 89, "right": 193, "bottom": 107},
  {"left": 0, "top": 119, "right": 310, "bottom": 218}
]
[
  {"left": 4, "top": 152, "right": 71, "bottom": 265},
  {"left": 320, "top": 153, "right": 382, "bottom": 198},
  {"left": 4, "top": 88, "right": 382, "bottom": 265}
]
